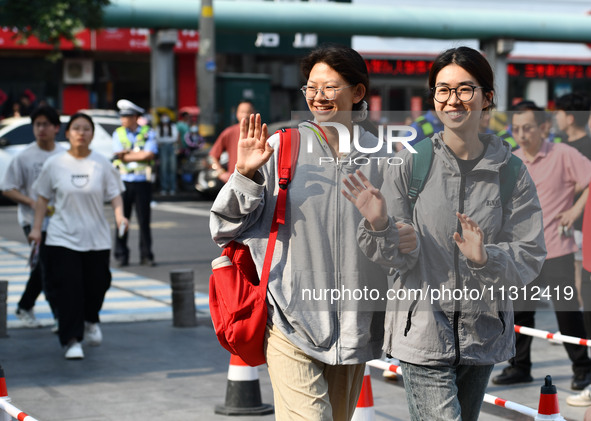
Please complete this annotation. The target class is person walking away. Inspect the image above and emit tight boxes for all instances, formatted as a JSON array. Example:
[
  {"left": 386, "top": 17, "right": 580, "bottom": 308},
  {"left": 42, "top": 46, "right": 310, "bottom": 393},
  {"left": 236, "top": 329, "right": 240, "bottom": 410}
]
[
  {"left": 492, "top": 101, "right": 591, "bottom": 390},
  {"left": 155, "top": 111, "right": 179, "bottom": 196},
  {"left": 0, "top": 105, "right": 64, "bottom": 328},
  {"left": 344, "top": 46, "right": 546, "bottom": 421},
  {"left": 112, "top": 99, "right": 158, "bottom": 267},
  {"left": 29, "top": 112, "right": 127, "bottom": 360},
  {"left": 209, "top": 100, "right": 255, "bottom": 183}
]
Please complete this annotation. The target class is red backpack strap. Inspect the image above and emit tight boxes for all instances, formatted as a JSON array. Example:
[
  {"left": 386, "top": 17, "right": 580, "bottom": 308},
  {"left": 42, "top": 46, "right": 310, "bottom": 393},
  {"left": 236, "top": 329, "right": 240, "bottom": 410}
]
[{"left": 259, "top": 128, "right": 300, "bottom": 294}]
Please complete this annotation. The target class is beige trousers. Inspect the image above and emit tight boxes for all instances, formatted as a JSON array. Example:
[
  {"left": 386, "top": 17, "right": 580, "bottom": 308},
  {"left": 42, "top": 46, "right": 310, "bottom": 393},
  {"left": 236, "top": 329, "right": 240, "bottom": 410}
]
[{"left": 264, "top": 324, "right": 365, "bottom": 421}]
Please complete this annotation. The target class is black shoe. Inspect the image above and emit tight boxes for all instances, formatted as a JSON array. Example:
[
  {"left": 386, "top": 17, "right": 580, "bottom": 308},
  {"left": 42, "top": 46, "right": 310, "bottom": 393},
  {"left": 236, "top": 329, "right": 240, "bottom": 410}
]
[
  {"left": 572, "top": 371, "right": 591, "bottom": 390},
  {"left": 116, "top": 259, "right": 128, "bottom": 268},
  {"left": 491, "top": 366, "right": 533, "bottom": 385},
  {"left": 140, "top": 258, "right": 156, "bottom": 267}
]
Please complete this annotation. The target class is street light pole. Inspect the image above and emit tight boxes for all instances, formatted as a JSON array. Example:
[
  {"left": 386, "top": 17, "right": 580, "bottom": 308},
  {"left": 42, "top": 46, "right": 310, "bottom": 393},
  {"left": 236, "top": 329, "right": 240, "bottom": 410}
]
[{"left": 197, "top": 0, "right": 216, "bottom": 141}]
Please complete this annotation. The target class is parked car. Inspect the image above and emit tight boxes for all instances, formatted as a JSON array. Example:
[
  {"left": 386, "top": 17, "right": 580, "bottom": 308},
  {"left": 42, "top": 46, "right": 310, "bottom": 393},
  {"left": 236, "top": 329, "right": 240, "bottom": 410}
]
[{"left": 0, "top": 114, "right": 120, "bottom": 199}]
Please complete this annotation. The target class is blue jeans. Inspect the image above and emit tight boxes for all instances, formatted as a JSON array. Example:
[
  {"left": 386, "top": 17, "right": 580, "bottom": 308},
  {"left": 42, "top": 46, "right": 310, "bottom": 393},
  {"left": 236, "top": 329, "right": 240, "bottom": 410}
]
[
  {"left": 400, "top": 361, "right": 493, "bottom": 421},
  {"left": 158, "top": 143, "right": 177, "bottom": 192}
]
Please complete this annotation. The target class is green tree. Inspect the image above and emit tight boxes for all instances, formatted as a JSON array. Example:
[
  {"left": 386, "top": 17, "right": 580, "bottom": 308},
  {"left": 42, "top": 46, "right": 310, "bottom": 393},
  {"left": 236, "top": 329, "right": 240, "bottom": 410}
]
[{"left": 0, "top": 0, "right": 110, "bottom": 51}]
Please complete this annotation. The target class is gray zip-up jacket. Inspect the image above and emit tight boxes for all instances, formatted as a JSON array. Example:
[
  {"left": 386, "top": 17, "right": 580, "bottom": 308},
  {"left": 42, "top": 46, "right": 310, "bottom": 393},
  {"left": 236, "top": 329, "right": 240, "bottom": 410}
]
[
  {"left": 358, "top": 133, "right": 546, "bottom": 366},
  {"left": 210, "top": 124, "right": 402, "bottom": 365}
]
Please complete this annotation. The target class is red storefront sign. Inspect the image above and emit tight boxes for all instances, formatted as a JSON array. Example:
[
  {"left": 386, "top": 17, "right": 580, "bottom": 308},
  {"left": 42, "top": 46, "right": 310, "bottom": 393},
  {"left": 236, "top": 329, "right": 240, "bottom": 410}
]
[{"left": 0, "top": 27, "right": 198, "bottom": 53}]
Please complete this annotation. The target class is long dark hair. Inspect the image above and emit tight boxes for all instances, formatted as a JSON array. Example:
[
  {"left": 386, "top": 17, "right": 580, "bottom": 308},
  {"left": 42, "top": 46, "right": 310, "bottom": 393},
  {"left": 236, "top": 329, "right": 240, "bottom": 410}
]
[{"left": 428, "top": 46, "right": 496, "bottom": 110}]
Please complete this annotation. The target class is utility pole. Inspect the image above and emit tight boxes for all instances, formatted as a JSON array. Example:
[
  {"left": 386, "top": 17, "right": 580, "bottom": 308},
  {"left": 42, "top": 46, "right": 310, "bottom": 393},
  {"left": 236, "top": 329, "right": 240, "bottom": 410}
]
[{"left": 197, "top": 0, "right": 216, "bottom": 142}]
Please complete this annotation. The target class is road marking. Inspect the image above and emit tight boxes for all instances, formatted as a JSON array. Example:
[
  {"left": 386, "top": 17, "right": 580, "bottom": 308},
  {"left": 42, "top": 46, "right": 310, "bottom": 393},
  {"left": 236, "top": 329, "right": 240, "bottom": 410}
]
[
  {"left": 151, "top": 202, "right": 211, "bottom": 217},
  {"left": 0, "top": 237, "right": 210, "bottom": 328}
]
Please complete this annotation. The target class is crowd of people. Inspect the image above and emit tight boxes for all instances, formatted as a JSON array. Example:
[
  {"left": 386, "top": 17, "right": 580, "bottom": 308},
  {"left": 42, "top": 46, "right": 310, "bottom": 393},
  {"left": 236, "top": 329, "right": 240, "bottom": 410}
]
[{"left": 3, "top": 41, "right": 591, "bottom": 419}]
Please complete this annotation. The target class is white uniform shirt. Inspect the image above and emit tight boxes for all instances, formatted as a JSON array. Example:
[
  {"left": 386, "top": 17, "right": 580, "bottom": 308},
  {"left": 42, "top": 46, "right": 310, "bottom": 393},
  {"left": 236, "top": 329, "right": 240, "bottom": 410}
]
[
  {"left": 0, "top": 142, "right": 65, "bottom": 228},
  {"left": 33, "top": 151, "right": 124, "bottom": 251}
]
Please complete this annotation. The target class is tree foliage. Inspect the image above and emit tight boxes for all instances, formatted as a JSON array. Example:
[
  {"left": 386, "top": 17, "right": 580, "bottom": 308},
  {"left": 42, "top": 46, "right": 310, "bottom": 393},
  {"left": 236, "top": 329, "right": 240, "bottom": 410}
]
[{"left": 0, "top": 0, "right": 110, "bottom": 48}]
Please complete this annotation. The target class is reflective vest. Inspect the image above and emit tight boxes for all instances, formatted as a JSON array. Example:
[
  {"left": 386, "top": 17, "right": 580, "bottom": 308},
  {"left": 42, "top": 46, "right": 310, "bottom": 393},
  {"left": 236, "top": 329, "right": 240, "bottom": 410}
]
[
  {"left": 415, "top": 115, "right": 434, "bottom": 137},
  {"left": 112, "top": 126, "right": 154, "bottom": 177},
  {"left": 497, "top": 129, "right": 518, "bottom": 150}
]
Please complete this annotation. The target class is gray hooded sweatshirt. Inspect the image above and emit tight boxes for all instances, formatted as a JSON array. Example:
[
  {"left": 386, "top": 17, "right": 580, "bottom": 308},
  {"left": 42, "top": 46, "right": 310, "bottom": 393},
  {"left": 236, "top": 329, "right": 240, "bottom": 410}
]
[
  {"left": 358, "top": 133, "right": 546, "bottom": 366},
  {"left": 210, "top": 124, "right": 404, "bottom": 365}
]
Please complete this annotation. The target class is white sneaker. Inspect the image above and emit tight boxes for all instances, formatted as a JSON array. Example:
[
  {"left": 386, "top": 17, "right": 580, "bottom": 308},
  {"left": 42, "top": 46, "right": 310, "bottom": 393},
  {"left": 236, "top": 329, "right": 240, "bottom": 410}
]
[
  {"left": 51, "top": 319, "right": 59, "bottom": 334},
  {"left": 84, "top": 322, "right": 102, "bottom": 346},
  {"left": 15, "top": 307, "right": 41, "bottom": 328},
  {"left": 64, "top": 341, "right": 84, "bottom": 360},
  {"left": 566, "top": 388, "right": 591, "bottom": 407}
]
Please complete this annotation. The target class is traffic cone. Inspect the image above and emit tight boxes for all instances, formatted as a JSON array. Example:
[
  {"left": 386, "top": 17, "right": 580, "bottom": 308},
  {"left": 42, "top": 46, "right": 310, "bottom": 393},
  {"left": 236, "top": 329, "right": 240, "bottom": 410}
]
[
  {"left": 0, "top": 367, "right": 6, "bottom": 399},
  {"left": 214, "top": 354, "right": 274, "bottom": 416},
  {"left": 0, "top": 366, "right": 11, "bottom": 421},
  {"left": 535, "top": 375, "right": 566, "bottom": 421},
  {"left": 351, "top": 365, "right": 376, "bottom": 421}
]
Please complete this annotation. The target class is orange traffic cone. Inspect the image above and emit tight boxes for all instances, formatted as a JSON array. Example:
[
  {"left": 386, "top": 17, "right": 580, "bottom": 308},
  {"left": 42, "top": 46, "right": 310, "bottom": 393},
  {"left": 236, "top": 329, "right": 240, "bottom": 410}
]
[
  {"left": 351, "top": 365, "right": 376, "bottom": 421},
  {"left": 214, "top": 354, "right": 274, "bottom": 416},
  {"left": 535, "top": 375, "right": 565, "bottom": 421},
  {"left": 0, "top": 367, "right": 6, "bottom": 399}
]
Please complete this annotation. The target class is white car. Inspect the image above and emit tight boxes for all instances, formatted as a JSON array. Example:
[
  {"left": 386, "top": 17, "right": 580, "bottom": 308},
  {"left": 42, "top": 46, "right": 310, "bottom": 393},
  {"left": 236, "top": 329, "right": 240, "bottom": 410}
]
[{"left": 0, "top": 114, "right": 121, "bottom": 193}]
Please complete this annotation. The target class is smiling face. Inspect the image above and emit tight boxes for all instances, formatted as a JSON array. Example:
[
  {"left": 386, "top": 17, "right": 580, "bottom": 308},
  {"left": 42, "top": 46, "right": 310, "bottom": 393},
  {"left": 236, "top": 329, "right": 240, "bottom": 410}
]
[
  {"left": 433, "top": 64, "right": 491, "bottom": 135},
  {"left": 305, "top": 62, "right": 365, "bottom": 125},
  {"left": 512, "top": 110, "right": 544, "bottom": 157},
  {"left": 66, "top": 116, "right": 94, "bottom": 152}
]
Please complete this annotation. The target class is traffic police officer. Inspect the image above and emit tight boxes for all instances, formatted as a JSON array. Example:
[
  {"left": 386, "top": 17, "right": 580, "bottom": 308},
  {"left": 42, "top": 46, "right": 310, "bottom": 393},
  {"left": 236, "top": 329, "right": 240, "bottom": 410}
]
[{"left": 112, "top": 99, "right": 158, "bottom": 267}]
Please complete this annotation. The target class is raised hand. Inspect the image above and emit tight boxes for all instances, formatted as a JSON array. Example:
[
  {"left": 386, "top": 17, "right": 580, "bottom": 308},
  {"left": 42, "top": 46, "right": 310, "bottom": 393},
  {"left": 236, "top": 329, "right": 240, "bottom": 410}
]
[
  {"left": 235, "top": 113, "right": 273, "bottom": 179},
  {"left": 342, "top": 170, "right": 388, "bottom": 231},
  {"left": 453, "top": 212, "right": 488, "bottom": 266}
]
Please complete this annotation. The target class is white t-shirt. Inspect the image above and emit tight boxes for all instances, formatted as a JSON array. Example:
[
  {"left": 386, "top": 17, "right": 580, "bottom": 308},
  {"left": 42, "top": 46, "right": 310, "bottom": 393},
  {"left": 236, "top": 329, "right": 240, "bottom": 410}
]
[
  {"left": 0, "top": 142, "right": 65, "bottom": 228},
  {"left": 33, "top": 151, "right": 124, "bottom": 251}
]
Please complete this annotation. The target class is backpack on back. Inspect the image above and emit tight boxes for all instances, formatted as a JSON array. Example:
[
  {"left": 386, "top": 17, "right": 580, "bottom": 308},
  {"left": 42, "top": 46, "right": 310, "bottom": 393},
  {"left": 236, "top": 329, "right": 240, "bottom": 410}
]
[
  {"left": 209, "top": 128, "right": 300, "bottom": 366},
  {"left": 407, "top": 137, "right": 522, "bottom": 212}
]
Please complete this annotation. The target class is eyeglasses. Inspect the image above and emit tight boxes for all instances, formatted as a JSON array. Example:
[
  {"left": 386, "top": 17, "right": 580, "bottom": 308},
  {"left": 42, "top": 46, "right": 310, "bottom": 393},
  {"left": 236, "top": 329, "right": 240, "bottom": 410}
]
[
  {"left": 432, "top": 85, "right": 484, "bottom": 103},
  {"left": 69, "top": 126, "right": 93, "bottom": 133},
  {"left": 33, "top": 122, "right": 53, "bottom": 128},
  {"left": 300, "top": 84, "right": 353, "bottom": 100}
]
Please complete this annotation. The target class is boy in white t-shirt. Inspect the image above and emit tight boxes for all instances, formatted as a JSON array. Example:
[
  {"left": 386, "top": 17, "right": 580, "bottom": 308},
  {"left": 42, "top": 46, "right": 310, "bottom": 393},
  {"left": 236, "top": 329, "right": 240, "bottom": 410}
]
[{"left": 1, "top": 105, "right": 64, "bottom": 328}]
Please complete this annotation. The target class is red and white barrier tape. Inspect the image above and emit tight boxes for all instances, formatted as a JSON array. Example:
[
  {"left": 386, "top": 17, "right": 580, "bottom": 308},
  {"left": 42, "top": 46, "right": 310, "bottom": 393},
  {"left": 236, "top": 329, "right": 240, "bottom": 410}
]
[
  {"left": 483, "top": 393, "right": 538, "bottom": 418},
  {"left": 367, "top": 359, "right": 539, "bottom": 419},
  {"left": 0, "top": 398, "right": 39, "bottom": 421},
  {"left": 366, "top": 359, "right": 403, "bottom": 375},
  {"left": 515, "top": 325, "right": 590, "bottom": 347}
]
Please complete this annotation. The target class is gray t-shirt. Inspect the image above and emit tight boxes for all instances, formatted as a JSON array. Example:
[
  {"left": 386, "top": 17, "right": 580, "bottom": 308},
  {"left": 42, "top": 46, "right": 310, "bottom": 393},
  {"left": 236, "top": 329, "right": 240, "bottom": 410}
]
[
  {"left": 33, "top": 151, "right": 124, "bottom": 251},
  {"left": 0, "top": 142, "right": 65, "bottom": 228}
]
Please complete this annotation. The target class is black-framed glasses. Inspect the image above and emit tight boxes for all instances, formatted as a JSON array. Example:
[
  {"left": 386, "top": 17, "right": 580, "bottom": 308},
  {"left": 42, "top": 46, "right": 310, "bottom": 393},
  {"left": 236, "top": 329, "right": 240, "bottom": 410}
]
[
  {"left": 432, "top": 85, "right": 484, "bottom": 103},
  {"left": 300, "top": 84, "right": 353, "bottom": 100}
]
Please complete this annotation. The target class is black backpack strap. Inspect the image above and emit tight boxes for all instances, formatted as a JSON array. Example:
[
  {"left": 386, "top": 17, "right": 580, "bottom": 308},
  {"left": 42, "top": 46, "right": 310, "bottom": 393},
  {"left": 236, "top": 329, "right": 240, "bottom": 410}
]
[{"left": 408, "top": 137, "right": 434, "bottom": 212}]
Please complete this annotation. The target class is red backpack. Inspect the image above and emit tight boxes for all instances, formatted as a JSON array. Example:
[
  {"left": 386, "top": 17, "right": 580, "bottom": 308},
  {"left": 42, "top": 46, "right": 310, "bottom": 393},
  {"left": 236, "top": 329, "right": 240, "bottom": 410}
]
[{"left": 209, "top": 128, "right": 300, "bottom": 366}]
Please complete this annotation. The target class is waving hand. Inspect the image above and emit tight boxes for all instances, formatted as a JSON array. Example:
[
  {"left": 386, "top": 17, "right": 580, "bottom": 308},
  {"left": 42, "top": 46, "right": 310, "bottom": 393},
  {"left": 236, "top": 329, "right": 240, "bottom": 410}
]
[{"left": 235, "top": 113, "right": 273, "bottom": 179}]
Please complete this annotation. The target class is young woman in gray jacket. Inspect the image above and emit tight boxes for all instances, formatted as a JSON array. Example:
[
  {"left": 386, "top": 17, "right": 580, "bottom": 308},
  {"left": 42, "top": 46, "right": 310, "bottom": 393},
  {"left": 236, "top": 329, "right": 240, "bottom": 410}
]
[
  {"left": 343, "top": 46, "right": 546, "bottom": 421},
  {"left": 210, "top": 45, "right": 416, "bottom": 420}
]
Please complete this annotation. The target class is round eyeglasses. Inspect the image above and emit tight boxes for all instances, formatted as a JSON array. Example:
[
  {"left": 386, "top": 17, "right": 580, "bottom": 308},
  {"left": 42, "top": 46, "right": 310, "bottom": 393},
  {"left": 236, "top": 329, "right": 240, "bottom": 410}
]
[
  {"left": 300, "top": 85, "right": 353, "bottom": 101},
  {"left": 432, "top": 85, "right": 484, "bottom": 103}
]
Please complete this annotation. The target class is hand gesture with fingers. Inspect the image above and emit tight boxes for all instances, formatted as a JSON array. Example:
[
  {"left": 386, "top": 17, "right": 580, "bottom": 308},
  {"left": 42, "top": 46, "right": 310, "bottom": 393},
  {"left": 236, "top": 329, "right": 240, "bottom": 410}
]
[
  {"left": 235, "top": 113, "right": 273, "bottom": 179},
  {"left": 342, "top": 170, "right": 388, "bottom": 231},
  {"left": 453, "top": 212, "right": 488, "bottom": 266}
]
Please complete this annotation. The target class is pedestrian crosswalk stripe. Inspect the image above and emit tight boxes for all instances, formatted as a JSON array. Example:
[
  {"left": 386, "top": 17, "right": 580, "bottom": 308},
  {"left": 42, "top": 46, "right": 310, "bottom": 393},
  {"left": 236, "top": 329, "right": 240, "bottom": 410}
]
[{"left": 0, "top": 237, "right": 210, "bottom": 329}]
